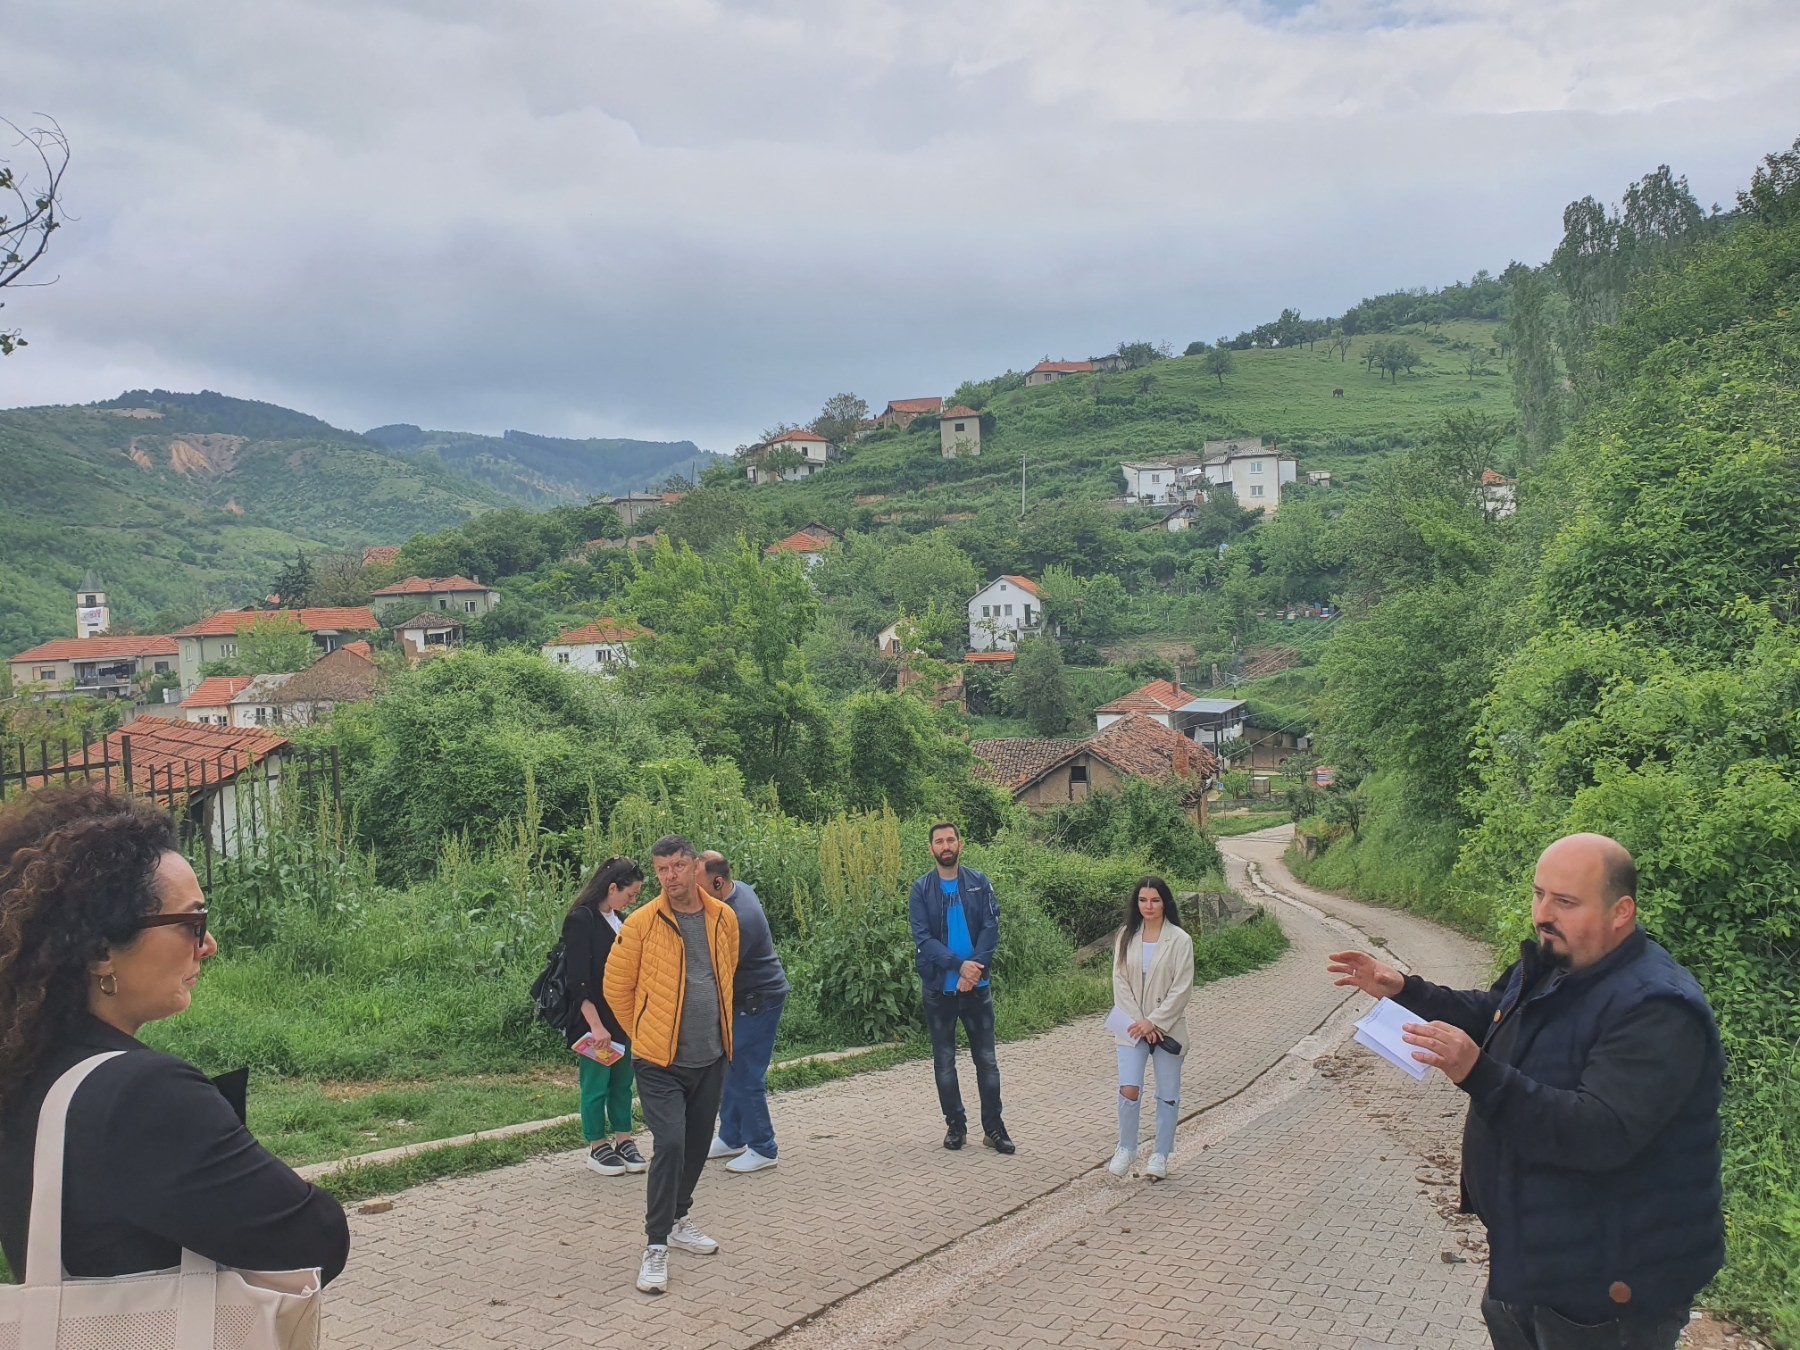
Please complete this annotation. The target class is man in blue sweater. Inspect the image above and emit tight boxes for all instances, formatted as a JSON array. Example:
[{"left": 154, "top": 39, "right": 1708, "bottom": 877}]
[
  {"left": 1329, "top": 833, "right": 1723, "bottom": 1350},
  {"left": 907, "top": 822, "right": 1012, "bottom": 1154}
]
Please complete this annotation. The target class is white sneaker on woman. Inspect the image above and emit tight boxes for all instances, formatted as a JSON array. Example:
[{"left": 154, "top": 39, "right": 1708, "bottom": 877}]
[
  {"left": 1145, "top": 1152, "right": 1169, "bottom": 1180},
  {"left": 1107, "top": 1146, "right": 1136, "bottom": 1177}
]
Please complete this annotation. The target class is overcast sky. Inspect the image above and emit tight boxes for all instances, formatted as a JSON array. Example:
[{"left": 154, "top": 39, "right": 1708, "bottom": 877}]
[{"left": 3, "top": 1, "right": 1797, "bottom": 451}]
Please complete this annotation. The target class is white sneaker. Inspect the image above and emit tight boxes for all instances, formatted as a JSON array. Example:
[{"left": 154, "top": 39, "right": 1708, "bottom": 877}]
[
  {"left": 1107, "top": 1146, "right": 1136, "bottom": 1177},
  {"left": 707, "top": 1135, "right": 745, "bottom": 1160},
  {"left": 1145, "top": 1152, "right": 1169, "bottom": 1181},
  {"left": 636, "top": 1245, "right": 668, "bottom": 1294},
  {"left": 667, "top": 1215, "right": 719, "bottom": 1255},
  {"left": 725, "top": 1147, "right": 777, "bottom": 1174}
]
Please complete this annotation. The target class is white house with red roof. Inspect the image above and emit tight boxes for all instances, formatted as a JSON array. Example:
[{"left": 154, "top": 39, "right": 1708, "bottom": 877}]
[
  {"left": 6, "top": 634, "right": 180, "bottom": 700},
  {"left": 1094, "top": 678, "right": 1248, "bottom": 749},
  {"left": 169, "top": 607, "right": 379, "bottom": 690},
  {"left": 1025, "top": 359, "right": 1095, "bottom": 386},
  {"left": 369, "top": 575, "right": 500, "bottom": 622},
  {"left": 744, "top": 428, "right": 839, "bottom": 485},
  {"left": 542, "top": 619, "right": 652, "bottom": 675},
  {"left": 939, "top": 405, "right": 984, "bottom": 458},
  {"left": 180, "top": 675, "right": 256, "bottom": 726},
  {"left": 967, "top": 575, "right": 1043, "bottom": 652},
  {"left": 764, "top": 523, "right": 840, "bottom": 572},
  {"left": 1480, "top": 469, "right": 1518, "bottom": 519}
]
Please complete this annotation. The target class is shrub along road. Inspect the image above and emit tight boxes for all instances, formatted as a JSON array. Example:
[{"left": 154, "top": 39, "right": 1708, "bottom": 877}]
[{"left": 322, "top": 826, "right": 1495, "bottom": 1349}]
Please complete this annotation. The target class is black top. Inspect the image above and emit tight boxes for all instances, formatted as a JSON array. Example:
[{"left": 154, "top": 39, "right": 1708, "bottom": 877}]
[
  {"left": 561, "top": 904, "right": 628, "bottom": 1046},
  {"left": 0, "top": 1016, "right": 350, "bottom": 1285}
]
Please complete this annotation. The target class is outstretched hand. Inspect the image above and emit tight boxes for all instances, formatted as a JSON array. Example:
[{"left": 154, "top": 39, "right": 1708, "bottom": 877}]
[{"left": 1327, "top": 950, "right": 1405, "bottom": 999}]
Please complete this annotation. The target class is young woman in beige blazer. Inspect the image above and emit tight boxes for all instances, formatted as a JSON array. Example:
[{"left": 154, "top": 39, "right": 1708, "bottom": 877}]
[{"left": 1108, "top": 877, "right": 1194, "bottom": 1181}]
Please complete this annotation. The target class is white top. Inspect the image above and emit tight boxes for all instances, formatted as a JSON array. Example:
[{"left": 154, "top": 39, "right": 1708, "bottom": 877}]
[
  {"left": 1140, "top": 940, "right": 1157, "bottom": 975},
  {"left": 605, "top": 911, "right": 624, "bottom": 934},
  {"left": 1112, "top": 923, "right": 1196, "bottom": 1048}
]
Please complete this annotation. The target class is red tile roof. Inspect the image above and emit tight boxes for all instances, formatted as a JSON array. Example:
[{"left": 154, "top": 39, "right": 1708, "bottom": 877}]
[
  {"left": 180, "top": 676, "right": 255, "bottom": 709},
  {"left": 997, "top": 574, "right": 1041, "bottom": 598},
  {"left": 767, "top": 429, "right": 829, "bottom": 445},
  {"left": 29, "top": 720, "right": 290, "bottom": 804},
  {"left": 272, "top": 646, "right": 384, "bottom": 705},
  {"left": 767, "top": 529, "right": 834, "bottom": 555},
  {"left": 969, "top": 737, "right": 1084, "bottom": 788},
  {"left": 393, "top": 610, "right": 466, "bottom": 631},
  {"left": 8, "top": 635, "right": 179, "bottom": 664},
  {"left": 939, "top": 405, "right": 982, "bottom": 420},
  {"left": 1095, "top": 678, "right": 1191, "bottom": 716},
  {"left": 548, "top": 620, "right": 651, "bottom": 646},
  {"left": 360, "top": 545, "right": 402, "bottom": 566},
  {"left": 1029, "top": 360, "right": 1094, "bottom": 375},
  {"left": 884, "top": 397, "right": 943, "bottom": 415},
  {"left": 342, "top": 640, "right": 373, "bottom": 659},
  {"left": 963, "top": 651, "right": 1018, "bottom": 664},
  {"left": 973, "top": 713, "right": 1218, "bottom": 796},
  {"left": 1481, "top": 469, "right": 1515, "bottom": 486},
  {"left": 370, "top": 575, "right": 487, "bottom": 598},
  {"left": 170, "top": 608, "right": 379, "bottom": 638}
]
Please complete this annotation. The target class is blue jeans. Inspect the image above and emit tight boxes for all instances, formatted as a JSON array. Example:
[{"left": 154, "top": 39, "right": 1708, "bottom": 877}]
[
  {"left": 922, "top": 985, "right": 1004, "bottom": 1137},
  {"left": 1117, "top": 1040, "right": 1184, "bottom": 1155},
  {"left": 718, "top": 993, "right": 785, "bottom": 1158}
]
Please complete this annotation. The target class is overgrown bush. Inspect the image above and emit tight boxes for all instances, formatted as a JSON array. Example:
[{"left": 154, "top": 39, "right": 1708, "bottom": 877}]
[{"left": 1042, "top": 777, "right": 1221, "bottom": 878}]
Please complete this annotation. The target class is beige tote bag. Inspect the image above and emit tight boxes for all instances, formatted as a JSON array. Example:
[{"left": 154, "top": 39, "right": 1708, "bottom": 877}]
[{"left": 0, "top": 1052, "right": 324, "bottom": 1350}]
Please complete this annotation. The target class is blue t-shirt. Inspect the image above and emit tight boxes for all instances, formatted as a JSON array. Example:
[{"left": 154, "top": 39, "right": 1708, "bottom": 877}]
[{"left": 940, "top": 876, "right": 989, "bottom": 993}]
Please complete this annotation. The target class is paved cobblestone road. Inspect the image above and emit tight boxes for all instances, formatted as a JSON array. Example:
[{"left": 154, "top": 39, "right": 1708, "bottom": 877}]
[{"left": 323, "top": 827, "right": 1495, "bottom": 1349}]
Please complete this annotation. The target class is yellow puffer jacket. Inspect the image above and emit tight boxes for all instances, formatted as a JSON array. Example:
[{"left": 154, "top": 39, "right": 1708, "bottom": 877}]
[{"left": 602, "top": 891, "right": 739, "bottom": 1068}]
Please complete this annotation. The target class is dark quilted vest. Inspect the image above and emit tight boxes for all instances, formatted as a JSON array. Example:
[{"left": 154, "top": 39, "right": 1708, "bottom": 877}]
[{"left": 1473, "top": 930, "right": 1725, "bottom": 1319}]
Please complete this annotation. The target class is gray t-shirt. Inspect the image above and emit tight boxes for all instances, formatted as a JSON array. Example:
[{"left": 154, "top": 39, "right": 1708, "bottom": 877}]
[{"left": 673, "top": 908, "right": 724, "bottom": 1067}]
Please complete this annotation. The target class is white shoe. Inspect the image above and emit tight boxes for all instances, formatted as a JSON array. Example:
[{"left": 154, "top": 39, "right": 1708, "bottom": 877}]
[
  {"left": 725, "top": 1147, "right": 777, "bottom": 1174},
  {"left": 1145, "top": 1152, "right": 1169, "bottom": 1181},
  {"left": 1107, "top": 1146, "right": 1136, "bottom": 1177},
  {"left": 667, "top": 1215, "right": 719, "bottom": 1255},
  {"left": 637, "top": 1245, "right": 668, "bottom": 1294},
  {"left": 708, "top": 1135, "right": 746, "bottom": 1160}
]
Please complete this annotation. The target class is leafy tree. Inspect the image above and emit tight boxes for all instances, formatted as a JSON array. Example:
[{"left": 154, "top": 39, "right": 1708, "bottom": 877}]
[
  {"left": 813, "top": 392, "right": 870, "bottom": 447},
  {"left": 1006, "top": 637, "right": 1076, "bottom": 736},
  {"left": 270, "top": 551, "right": 316, "bottom": 605},
  {"left": 1737, "top": 134, "right": 1800, "bottom": 225},
  {"left": 309, "top": 552, "right": 375, "bottom": 606},
  {"left": 1113, "top": 340, "right": 1167, "bottom": 369},
  {"left": 1203, "top": 348, "right": 1234, "bottom": 386},
  {"left": 650, "top": 488, "right": 762, "bottom": 554},
  {"left": 1508, "top": 268, "right": 1564, "bottom": 463},
  {"left": 1043, "top": 777, "right": 1220, "bottom": 878},
  {"left": 234, "top": 613, "right": 316, "bottom": 674},
  {"left": 842, "top": 692, "right": 936, "bottom": 815},
  {"left": 465, "top": 599, "right": 552, "bottom": 649},
  {"left": 0, "top": 116, "right": 69, "bottom": 355},
  {"left": 874, "top": 533, "right": 978, "bottom": 620},
  {"left": 1017, "top": 499, "right": 1124, "bottom": 575},
  {"left": 1183, "top": 340, "right": 1210, "bottom": 357}
]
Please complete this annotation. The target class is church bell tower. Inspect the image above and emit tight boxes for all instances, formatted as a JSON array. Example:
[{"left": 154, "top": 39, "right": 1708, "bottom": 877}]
[{"left": 76, "top": 571, "right": 110, "bottom": 638}]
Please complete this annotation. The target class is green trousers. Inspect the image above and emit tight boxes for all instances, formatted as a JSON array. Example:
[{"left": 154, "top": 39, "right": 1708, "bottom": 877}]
[{"left": 579, "top": 1048, "right": 636, "bottom": 1140}]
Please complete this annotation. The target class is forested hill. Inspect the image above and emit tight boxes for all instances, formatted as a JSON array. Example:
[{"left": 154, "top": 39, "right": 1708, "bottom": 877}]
[{"left": 364, "top": 424, "right": 719, "bottom": 505}]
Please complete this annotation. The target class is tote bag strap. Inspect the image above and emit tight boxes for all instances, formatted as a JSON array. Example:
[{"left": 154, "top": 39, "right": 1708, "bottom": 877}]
[{"left": 24, "top": 1051, "right": 125, "bottom": 1288}]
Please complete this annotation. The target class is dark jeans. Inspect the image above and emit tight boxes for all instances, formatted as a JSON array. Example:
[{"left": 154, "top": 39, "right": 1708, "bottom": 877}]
[
  {"left": 635, "top": 1056, "right": 726, "bottom": 1245},
  {"left": 1481, "top": 1296, "right": 1689, "bottom": 1350},
  {"left": 922, "top": 984, "right": 1004, "bottom": 1137},
  {"left": 719, "top": 993, "right": 785, "bottom": 1158}
]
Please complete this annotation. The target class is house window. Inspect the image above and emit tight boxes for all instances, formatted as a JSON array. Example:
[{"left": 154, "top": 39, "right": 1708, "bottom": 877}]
[
  {"left": 1251, "top": 484, "right": 1265, "bottom": 498},
  {"left": 982, "top": 605, "right": 992, "bottom": 618},
  {"left": 464, "top": 600, "right": 476, "bottom": 613},
  {"left": 556, "top": 651, "right": 570, "bottom": 664},
  {"left": 955, "top": 422, "right": 966, "bottom": 432},
  {"left": 1251, "top": 461, "right": 1264, "bottom": 473},
  {"left": 83, "top": 594, "right": 98, "bottom": 606},
  {"left": 38, "top": 668, "right": 56, "bottom": 682},
  {"left": 221, "top": 642, "right": 237, "bottom": 658},
  {"left": 1004, "top": 604, "right": 1014, "bottom": 617},
  {"left": 1150, "top": 473, "right": 1160, "bottom": 484},
  {"left": 154, "top": 661, "right": 170, "bottom": 673},
  {"left": 437, "top": 598, "right": 448, "bottom": 610},
  {"left": 1069, "top": 764, "right": 1089, "bottom": 796}
]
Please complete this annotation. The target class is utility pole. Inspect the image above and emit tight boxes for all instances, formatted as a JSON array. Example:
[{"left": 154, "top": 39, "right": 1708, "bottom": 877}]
[{"left": 1020, "top": 453, "right": 1027, "bottom": 519}]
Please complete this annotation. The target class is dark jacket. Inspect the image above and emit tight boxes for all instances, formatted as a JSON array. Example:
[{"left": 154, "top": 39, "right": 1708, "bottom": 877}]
[
  {"left": 908, "top": 867, "right": 999, "bottom": 990},
  {"left": 562, "top": 904, "right": 628, "bottom": 1047},
  {"left": 0, "top": 1016, "right": 350, "bottom": 1284},
  {"left": 723, "top": 881, "right": 790, "bottom": 1006},
  {"left": 1400, "top": 929, "right": 1724, "bottom": 1321}
]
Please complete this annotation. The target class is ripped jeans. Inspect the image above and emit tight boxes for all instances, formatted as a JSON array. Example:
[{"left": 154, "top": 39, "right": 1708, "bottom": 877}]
[{"left": 1117, "top": 1039, "right": 1184, "bottom": 1156}]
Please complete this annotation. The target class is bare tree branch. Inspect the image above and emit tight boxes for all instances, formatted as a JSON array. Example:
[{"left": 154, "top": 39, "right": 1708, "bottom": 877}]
[{"left": 0, "top": 116, "right": 71, "bottom": 354}]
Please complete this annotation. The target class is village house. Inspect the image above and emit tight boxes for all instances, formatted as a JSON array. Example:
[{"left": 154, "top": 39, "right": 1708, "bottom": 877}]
[
  {"left": 1094, "top": 678, "right": 1248, "bottom": 751},
  {"left": 369, "top": 575, "right": 500, "bottom": 622},
  {"left": 252, "top": 646, "right": 384, "bottom": 726},
  {"left": 1025, "top": 359, "right": 1095, "bottom": 386},
  {"left": 1088, "top": 354, "right": 1131, "bottom": 374},
  {"left": 610, "top": 491, "right": 685, "bottom": 528},
  {"left": 394, "top": 612, "right": 464, "bottom": 662},
  {"left": 542, "top": 619, "right": 650, "bottom": 674},
  {"left": 972, "top": 713, "right": 1219, "bottom": 824},
  {"left": 765, "top": 523, "right": 841, "bottom": 571},
  {"left": 875, "top": 397, "right": 943, "bottom": 430},
  {"left": 967, "top": 575, "right": 1044, "bottom": 652},
  {"left": 7, "top": 635, "right": 180, "bottom": 700},
  {"left": 1201, "top": 439, "right": 1298, "bottom": 515},
  {"left": 939, "top": 405, "right": 983, "bottom": 458},
  {"left": 1152, "top": 502, "right": 1200, "bottom": 532},
  {"left": 744, "top": 429, "right": 839, "bottom": 485},
  {"left": 180, "top": 676, "right": 253, "bottom": 726},
  {"left": 1480, "top": 469, "right": 1518, "bottom": 519},
  {"left": 169, "top": 607, "right": 379, "bottom": 690},
  {"left": 1118, "top": 457, "right": 1207, "bottom": 504}
]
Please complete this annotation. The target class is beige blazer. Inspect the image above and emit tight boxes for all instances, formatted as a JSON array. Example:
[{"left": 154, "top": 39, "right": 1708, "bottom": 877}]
[{"left": 1111, "top": 923, "right": 1195, "bottom": 1049}]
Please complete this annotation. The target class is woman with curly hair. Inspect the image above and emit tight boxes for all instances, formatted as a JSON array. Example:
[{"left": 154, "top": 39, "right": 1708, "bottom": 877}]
[{"left": 0, "top": 785, "right": 349, "bottom": 1284}]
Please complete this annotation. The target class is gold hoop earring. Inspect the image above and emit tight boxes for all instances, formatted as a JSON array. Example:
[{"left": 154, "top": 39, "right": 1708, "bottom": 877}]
[{"left": 98, "top": 973, "right": 118, "bottom": 997}]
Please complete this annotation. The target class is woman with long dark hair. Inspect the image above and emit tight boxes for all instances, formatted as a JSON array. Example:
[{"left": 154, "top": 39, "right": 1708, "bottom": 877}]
[
  {"left": 563, "top": 854, "right": 646, "bottom": 1176},
  {"left": 1106, "top": 876, "right": 1194, "bottom": 1182},
  {"left": 0, "top": 785, "right": 349, "bottom": 1283}
]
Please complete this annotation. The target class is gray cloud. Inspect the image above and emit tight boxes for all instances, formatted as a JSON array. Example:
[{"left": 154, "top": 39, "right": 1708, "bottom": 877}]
[{"left": 2, "top": 0, "right": 1797, "bottom": 449}]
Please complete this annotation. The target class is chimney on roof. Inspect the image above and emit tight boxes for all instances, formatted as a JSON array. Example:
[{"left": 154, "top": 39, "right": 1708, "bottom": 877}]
[{"left": 1175, "top": 738, "right": 1191, "bottom": 779}]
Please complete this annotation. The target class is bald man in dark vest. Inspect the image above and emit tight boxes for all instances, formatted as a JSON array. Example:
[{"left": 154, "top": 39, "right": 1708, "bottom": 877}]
[{"left": 1329, "top": 833, "right": 1724, "bottom": 1350}]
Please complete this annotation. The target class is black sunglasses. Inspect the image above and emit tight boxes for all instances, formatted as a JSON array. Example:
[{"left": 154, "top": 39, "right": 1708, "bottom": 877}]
[{"left": 137, "top": 909, "right": 209, "bottom": 945}]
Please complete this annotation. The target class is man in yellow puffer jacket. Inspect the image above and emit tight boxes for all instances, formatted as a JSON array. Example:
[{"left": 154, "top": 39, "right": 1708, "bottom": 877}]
[{"left": 604, "top": 834, "right": 739, "bottom": 1295}]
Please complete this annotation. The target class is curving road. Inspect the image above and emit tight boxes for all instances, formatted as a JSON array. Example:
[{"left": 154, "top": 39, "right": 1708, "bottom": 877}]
[{"left": 323, "top": 826, "right": 1493, "bottom": 1349}]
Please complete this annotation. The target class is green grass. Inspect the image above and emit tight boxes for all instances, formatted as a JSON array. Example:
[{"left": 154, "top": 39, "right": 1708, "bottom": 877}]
[{"left": 1208, "top": 809, "right": 1291, "bottom": 838}]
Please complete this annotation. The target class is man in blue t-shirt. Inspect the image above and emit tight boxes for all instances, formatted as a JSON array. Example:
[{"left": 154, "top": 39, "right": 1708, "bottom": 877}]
[{"left": 906, "top": 822, "right": 1011, "bottom": 1153}]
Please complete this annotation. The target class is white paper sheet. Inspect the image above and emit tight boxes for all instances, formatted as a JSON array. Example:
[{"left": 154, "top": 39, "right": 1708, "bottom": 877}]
[
  {"left": 1352, "top": 997, "right": 1430, "bottom": 1080},
  {"left": 1104, "top": 1006, "right": 1139, "bottom": 1042}
]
